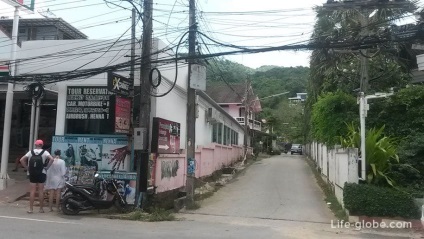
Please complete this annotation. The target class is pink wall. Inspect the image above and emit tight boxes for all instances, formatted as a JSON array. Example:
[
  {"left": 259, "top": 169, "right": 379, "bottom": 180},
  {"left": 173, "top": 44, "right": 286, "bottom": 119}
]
[
  {"left": 154, "top": 154, "right": 187, "bottom": 193},
  {"left": 154, "top": 144, "right": 248, "bottom": 193},
  {"left": 227, "top": 104, "right": 241, "bottom": 118}
]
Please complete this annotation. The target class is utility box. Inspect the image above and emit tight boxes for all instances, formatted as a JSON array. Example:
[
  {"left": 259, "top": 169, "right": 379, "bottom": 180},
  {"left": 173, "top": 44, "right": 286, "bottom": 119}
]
[
  {"left": 190, "top": 64, "right": 206, "bottom": 91},
  {"left": 133, "top": 127, "right": 146, "bottom": 150}
]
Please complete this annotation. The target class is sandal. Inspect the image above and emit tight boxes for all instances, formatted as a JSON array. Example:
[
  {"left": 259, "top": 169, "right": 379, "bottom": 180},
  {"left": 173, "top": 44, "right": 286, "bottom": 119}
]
[
  {"left": 39, "top": 209, "right": 44, "bottom": 213},
  {"left": 27, "top": 210, "right": 33, "bottom": 214}
]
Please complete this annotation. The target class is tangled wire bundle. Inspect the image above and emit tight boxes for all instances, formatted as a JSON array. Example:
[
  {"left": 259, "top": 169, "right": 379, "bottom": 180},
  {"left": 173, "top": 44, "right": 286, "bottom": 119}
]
[{"left": 25, "top": 82, "right": 45, "bottom": 99}]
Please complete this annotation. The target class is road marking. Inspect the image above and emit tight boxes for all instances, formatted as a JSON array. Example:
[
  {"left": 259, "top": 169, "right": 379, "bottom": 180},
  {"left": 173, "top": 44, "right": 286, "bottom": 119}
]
[{"left": 0, "top": 215, "right": 80, "bottom": 224}]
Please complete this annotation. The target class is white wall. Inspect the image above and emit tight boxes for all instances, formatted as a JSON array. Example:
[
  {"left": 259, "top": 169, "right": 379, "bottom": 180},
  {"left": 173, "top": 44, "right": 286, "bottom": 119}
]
[
  {"left": 0, "top": 31, "right": 12, "bottom": 61},
  {"left": 306, "top": 142, "right": 359, "bottom": 208}
]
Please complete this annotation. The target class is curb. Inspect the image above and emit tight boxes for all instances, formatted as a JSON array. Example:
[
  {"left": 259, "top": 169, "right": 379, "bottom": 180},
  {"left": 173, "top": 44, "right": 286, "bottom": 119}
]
[{"left": 349, "top": 216, "right": 424, "bottom": 230}]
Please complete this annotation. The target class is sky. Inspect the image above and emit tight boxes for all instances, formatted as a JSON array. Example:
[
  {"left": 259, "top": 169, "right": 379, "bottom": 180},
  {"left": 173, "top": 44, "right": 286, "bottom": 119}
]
[{"left": 0, "top": 0, "right": 421, "bottom": 69}]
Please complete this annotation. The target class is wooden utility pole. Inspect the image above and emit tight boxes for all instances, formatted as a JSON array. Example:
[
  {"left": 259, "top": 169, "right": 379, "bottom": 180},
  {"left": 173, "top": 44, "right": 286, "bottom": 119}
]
[
  {"left": 136, "top": 0, "right": 153, "bottom": 208},
  {"left": 185, "top": 0, "right": 197, "bottom": 205}
]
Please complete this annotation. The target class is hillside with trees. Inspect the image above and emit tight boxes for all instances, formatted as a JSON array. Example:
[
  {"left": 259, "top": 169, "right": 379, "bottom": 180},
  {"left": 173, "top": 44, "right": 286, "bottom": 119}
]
[{"left": 206, "top": 59, "right": 309, "bottom": 142}]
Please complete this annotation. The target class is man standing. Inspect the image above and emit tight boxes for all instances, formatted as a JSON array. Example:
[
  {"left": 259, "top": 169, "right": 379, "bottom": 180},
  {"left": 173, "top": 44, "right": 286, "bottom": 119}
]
[{"left": 20, "top": 139, "right": 54, "bottom": 213}]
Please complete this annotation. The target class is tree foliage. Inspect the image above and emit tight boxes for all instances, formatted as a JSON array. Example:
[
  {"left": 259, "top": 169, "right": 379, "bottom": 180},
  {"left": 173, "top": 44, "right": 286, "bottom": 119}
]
[{"left": 311, "top": 91, "right": 358, "bottom": 145}]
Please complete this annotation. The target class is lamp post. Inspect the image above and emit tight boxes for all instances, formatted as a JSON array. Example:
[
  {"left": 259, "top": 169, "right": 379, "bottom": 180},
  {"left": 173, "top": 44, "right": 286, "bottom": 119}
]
[{"left": 358, "top": 90, "right": 394, "bottom": 180}]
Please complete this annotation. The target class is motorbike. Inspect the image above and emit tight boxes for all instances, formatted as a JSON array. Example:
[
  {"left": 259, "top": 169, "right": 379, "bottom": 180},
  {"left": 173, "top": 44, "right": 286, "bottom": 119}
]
[{"left": 61, "top": 169, "right": 127, "bottom": 215}]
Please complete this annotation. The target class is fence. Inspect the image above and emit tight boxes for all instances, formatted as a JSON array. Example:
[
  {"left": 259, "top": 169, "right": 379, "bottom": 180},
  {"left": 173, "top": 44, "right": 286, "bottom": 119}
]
[
  {"left": 304, "top": 142, "right": 359, "bottom": 207},
  {"left": 154, "top": 144, "right": 249, "bottom": 193}
]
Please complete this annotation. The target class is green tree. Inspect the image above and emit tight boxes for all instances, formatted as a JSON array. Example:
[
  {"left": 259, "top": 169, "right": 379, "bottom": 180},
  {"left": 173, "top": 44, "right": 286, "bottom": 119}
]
[{"left": 311, "top": 91, "right": 358, "bottom": 145}]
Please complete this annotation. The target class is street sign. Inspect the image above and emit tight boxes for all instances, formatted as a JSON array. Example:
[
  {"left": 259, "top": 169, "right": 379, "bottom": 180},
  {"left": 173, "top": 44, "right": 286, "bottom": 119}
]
[
  {"left": 151, "top": 117, "right": 181, "bottom": 154},
  {"left": 107, "top": 72, "right": 132, "bottom": 96}
]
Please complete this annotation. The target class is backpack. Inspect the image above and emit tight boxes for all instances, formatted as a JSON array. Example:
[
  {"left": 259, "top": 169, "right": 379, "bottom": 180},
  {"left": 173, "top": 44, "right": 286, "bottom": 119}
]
[{"left": 28, "top": 150, "right": 47, "bottom": 175}]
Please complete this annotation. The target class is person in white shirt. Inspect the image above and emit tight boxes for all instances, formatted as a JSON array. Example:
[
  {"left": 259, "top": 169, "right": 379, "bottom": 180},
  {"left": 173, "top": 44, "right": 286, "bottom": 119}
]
[
  {"left": 20, "top": 139, "right": 54, "bottom": 214},
  {"left": 45, "top": 149, "right": 67, "bottom": 212}
]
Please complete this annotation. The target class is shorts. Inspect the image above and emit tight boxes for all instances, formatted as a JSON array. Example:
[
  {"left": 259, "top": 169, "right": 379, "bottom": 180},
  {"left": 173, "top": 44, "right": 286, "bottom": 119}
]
[{"left": 29, "top": 174, "right": 46, "bottom": 184}]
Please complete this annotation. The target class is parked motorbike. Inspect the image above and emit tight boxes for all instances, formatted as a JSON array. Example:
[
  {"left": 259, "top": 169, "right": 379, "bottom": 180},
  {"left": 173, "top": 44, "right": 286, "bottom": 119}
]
[{"left": 61, "top": 169, "right": 127, "bottom": 215}]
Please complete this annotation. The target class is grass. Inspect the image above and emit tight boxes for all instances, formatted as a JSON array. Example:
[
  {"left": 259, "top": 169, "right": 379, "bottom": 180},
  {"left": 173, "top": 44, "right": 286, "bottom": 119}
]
[
  {"left": 303, "top": 156, "right": 348, "bottom": 221},
  {"left": 124, "top": 207, "right": 176, "bottom": 222},
  {"left": 185, "top": 201, "right": 201, "bottom": 210}
]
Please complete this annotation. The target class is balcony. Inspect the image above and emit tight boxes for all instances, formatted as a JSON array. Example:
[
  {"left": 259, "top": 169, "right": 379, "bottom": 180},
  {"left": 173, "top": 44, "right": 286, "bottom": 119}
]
[{"left": 235, "top": 117, "right": 262, "bottom": 131}]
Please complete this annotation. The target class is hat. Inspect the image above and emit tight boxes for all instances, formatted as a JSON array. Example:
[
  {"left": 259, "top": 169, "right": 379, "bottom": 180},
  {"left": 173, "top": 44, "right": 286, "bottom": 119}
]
[{"left": 34, "top": 139, "right": 44, "bottom": 146}]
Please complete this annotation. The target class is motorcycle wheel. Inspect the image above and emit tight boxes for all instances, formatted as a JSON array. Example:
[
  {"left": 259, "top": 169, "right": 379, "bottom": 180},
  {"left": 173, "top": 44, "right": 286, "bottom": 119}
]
[
  {"left": 114, "top": 197, "right": 127, "bottom": 213},
  {"left": 61, "top": 195, "right": 81, "bottom": 215}
]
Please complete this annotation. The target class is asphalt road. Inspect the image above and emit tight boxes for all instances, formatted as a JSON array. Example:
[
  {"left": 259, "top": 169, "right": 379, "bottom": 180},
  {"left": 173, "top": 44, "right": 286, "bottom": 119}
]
[
  {"left": 0, "top": 154, "right": 420, "bottom": 238},
  {"left": 193, "top": 153, "right": 334, "bottom": 223}
]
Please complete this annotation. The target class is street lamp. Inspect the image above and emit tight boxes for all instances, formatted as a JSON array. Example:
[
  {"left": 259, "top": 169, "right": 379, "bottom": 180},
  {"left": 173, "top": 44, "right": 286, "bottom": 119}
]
[{"left": 358, "top": 90, "right": 394, "bottom": 180}]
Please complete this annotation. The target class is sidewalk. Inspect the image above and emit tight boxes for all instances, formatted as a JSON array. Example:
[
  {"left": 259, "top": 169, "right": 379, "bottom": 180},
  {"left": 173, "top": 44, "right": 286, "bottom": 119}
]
[{"left": 0, "top": 163, "right": 29, "bottom": 204}]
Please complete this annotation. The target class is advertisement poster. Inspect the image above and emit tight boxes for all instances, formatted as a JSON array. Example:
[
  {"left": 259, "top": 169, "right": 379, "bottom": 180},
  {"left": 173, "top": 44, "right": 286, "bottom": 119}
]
[
  {"left": 53, "top": 135, "right": 135, "bottom": 204},
  {"left": 112, "top": 96, "right": 131, "bottom": 134},
  {"left": 65, "top": 166, "right": 97, "bottom": 185},
  {"left": 51, "top": 136, "right": 79, "bottom": 167},
  {"left": 98, "top": 172, "right": 136, "bottom": 205},
  {"left": 101, "top": 137, "right": 130, "bottom": 172},
  {"left": 77, "top": 137, "right": 102, "bottom": 170},
  {"left": 52, "top": 135, "right": 130, "bottom": 172}
]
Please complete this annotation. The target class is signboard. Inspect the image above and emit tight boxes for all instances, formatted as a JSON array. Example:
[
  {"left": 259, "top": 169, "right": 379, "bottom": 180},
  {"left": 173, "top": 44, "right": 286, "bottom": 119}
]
[
  {"left": 107, "top": 72, "right": 132, "bottom": 96},
  {"left": 151, "top": 117, "right": 181, "bottom": 154},
  {"left": 66, "top": 86, "right": 113, "bottom": 120},
  {"left": 51, "top": 135, "right": 131, "bottom": 172},
  {"left": 1, "top": 0, "right": 35, "bottom": 11},
  {"left": 0, "top": 63, "right": 8, "bottom": 77},
  {"left": 52, "top": 135, "right": 135, "bottom": 204},
  {"left": 110, "top": 96, "right": 131, "bottom": 134}
]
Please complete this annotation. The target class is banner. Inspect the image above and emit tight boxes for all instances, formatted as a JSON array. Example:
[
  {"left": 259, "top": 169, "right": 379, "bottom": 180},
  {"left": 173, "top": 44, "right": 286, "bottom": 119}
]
[{"left": 52, "top": 135, "right": 130, "bottom": 172}]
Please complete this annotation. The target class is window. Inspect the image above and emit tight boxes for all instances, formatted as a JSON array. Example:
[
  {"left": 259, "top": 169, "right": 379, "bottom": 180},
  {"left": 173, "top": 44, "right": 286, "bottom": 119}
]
[
  {"left": 217, "top": 123, "right": 223, "bottom": 144},
  {"left": 212, "top": 123, "right": 218, "bottom": 143},
  {"left": 225, "top": 127, "right": 231, "bottom": 145},
  {"left": 212, "top": 123, "right": 223, "bottom": 144},
  {"left": 224, "top": 126, "right": 231, "bottom": 145}
]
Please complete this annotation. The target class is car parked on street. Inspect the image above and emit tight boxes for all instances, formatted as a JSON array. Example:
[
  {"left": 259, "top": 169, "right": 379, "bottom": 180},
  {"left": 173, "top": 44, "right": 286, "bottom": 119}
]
[{"left": 290, "top": 144, "right": 303, "bottom": 155}]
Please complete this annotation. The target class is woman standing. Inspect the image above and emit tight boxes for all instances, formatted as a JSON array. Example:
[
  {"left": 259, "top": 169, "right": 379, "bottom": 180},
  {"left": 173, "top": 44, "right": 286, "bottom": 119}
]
[{"left": 45, "top": 149, "right": 67, "bottom": 212}]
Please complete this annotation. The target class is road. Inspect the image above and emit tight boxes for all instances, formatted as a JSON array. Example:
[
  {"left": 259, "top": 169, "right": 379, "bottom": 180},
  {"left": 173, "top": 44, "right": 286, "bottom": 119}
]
[
  {"left": 193, "top": 153, "right": 334, "bottom": 223},
  {"left": 0, "top": 154, "right": 420, "bottom": 238}
]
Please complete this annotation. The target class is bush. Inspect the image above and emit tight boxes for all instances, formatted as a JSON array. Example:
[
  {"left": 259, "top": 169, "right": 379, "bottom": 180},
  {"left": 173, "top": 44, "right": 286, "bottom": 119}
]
[
  {"left": 311, "top": 91, "right": 358, "bottom": 145},
  {"left": 343, "top": 183, "right": 420, "bottom": 219},
  {"left": 267, "top": 149, "right": 281, "bottom": 155}
]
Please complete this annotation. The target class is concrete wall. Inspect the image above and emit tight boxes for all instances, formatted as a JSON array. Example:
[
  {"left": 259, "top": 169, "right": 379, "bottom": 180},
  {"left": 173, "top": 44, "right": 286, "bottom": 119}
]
[
  {"left": 305, "top": 142, "right": 358, "bottom": 208},
  {"left": 154, "top": 143, "right": 245, "bottom": 193}
]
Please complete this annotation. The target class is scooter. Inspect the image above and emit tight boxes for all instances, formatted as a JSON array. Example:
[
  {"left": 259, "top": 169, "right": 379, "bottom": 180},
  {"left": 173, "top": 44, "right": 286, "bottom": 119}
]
[{"left": 61, "top": 169, "right": 127, "bottom": 215}]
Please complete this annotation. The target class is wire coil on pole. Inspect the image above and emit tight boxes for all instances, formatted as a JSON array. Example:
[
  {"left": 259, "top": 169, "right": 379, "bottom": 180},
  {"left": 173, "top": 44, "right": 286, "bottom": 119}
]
[{"left": 25, "top": 82, "right": 45, "bottom": 99}]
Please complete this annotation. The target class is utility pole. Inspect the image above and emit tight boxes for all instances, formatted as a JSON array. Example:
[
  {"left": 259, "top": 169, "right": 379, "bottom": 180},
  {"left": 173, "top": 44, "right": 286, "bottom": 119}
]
[
  {"left": 243, "top": 80, "right": 249, "bottom": 159},
  {"left": 185, "top": 0, "right": 197, "bottom": 205},
  {"left": 136, "top": 0, "right": 153, "bottom": 208},
  {"left": 0, "top": 6, "right": 20, "bottom": 190},
  {"left": 358, "top": 11, "right": 370, "bottom": 181}
]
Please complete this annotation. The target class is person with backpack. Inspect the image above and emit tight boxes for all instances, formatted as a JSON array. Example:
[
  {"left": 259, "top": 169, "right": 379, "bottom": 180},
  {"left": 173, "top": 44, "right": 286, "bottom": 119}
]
[{"left": 20, "top": 139, "right": 54, "bottom": 214}]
